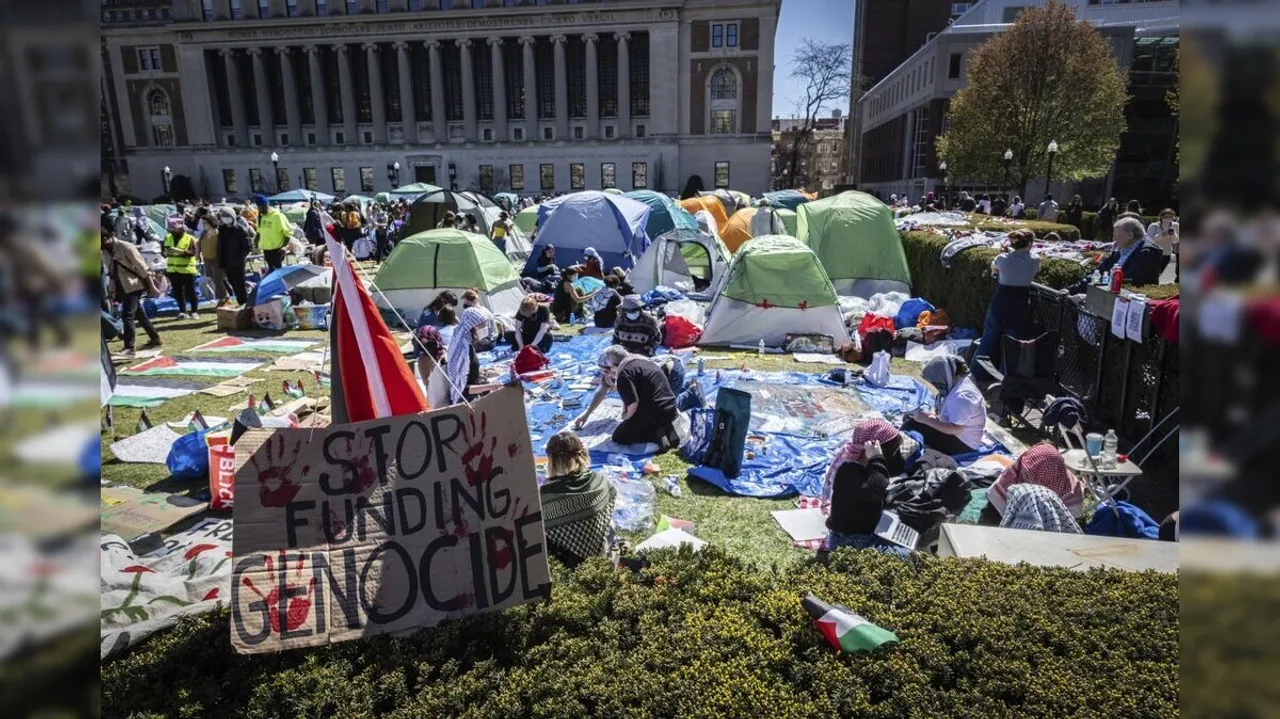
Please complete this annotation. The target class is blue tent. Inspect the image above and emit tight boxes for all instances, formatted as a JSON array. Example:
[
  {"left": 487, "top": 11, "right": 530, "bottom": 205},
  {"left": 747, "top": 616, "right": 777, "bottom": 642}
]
[
  {"left": 761, "top": 189, "right": 812, "bottom": 212},
  {"left": 523, "top": 191, "right": 651, "bottom": 273},
  {"left": 624, "top": 190, "right": 698, "bottom": 241},
  {"left": 248, "top": 264, "right": 329, "bottom": 306},
  {"left": 268, "top": 189, "right": 336, "bottom": 203}
]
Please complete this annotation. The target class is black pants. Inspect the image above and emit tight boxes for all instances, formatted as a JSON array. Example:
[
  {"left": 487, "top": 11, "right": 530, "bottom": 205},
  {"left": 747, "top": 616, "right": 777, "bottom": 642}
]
[
  {"left": 375, "top": 228, "right": 391, "bottom": 261},
  {"left": 901, "top": 417, "right": 976, "bottom": 456},
  {"left": 221, "top": 259, "right": 248, "bottom": 305},
  {"left": 167, "top": 272, "right": 198, "bottom": 314},
  {"left": 504, "top": 331, "right": 553, "bottom": 354},
  {"left": 263, "top": 248, "right": 286, "bottom": 271},
  {"left": 119, "top": 290, "right": 160, "bottom": 350},
  {"left": 613, "top": 408, "right": 678, "bottom": 447}
]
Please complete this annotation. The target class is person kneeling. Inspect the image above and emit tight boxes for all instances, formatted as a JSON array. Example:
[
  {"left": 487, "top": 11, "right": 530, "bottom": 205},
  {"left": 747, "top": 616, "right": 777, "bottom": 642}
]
[
  {"left": 508, "top": 295, "right": 553, "bottom": 353},
  {"left": 540, "top": 431, "right": 617, "bottom": 567},
  {"left": 574, "top": 345, "right": 681, "bottom": 450},
  {"left": 820, "top": 420, "right": 913, "bottom": 558}
]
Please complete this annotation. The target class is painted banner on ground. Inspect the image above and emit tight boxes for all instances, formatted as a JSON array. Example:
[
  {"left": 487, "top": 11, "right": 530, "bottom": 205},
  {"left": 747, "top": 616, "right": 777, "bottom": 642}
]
[
  {"left": 191, "top": 337, "right": 318, "bottom": 354},
  {"left": 120, "top": 355, "right": 264, "bottom": 378},
  {"left": 229, "top": 386, "right": 549, "bottom": 654}
]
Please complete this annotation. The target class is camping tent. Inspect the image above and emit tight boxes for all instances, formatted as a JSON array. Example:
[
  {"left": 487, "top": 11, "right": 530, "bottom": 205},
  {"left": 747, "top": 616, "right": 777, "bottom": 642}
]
[
  {"left": 372, "top": 229, "right": 524, "bottom": 316},
  {"left": 522, "top": 191, "right": 651, "bottom": 273},
  {"left": 796, "top": 190, "right": 911, "bottom": 297},
  {"left": 389, "top": 182, "right": 444, "bottom": 197},
  {"left": 700, "top": 235, "right": 852, "bottom": 348},
  {"left": 514, "top": 204, "right": 540, "bottom": 234},
  {"left": 268, "top": 189, "right": 335, "bottom": 203},
  {"left": 760, "top": 189, "right": 814, "bottom": 211},
  {"left": 776, "top": 208, "right": 798, "bottom": 237},
  {"left": 679, "top": 196, "right": 730, "bottom": 236},
  {"left": 401, "top": 190, "right": 487, "bottom": 236},
  {"left": 624, "top": 190, "right": 698, "bottom": 241},
  {"left": 630, "top": 228, "right": 732, "bottom": 297},
  {"left": 698, "top": 189, "right": 742, "bottom": 216},
  {"left": 720, "top": 207, "right": 786, "bottom": 253}
]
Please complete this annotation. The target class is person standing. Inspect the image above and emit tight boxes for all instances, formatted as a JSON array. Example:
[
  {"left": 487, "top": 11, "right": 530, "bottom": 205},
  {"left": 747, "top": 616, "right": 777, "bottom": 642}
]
[
  {"left": 101, "top": 228, "right": 162, "bottom": 356},
  {"left": 216, "top": 207, "right": 252, "bottom": 306},
  {"left": 372, "top": 203, "right": 391, "bottom": 261},
  {"left": 195, "top": 207, "right": 228, "bottom": 306},
  {"left": 976, "top": 230, "right": 1040, "bottom": 372},
  {"left": 1096, "top": 198, "right": 1119, "bottom": 239},
  {"left": 1008, "top": 196, "right": 1025, "bottom": 219},
  {"left": 1037, "top": 194, "right": 1059, "bottom": 223},
  {"left": 1063, "top": 194, "right": 1084, "bottom": 230},
  {"left": 490, "top": 211, "right": 512, "bottom": 255},
  {"left": 254, "top": 194, "right": 292, "bottom": 271},
  {"left": 162, "top": 217, "right": 200, "bottom": 319},
  {"left": 303, "top": 199, "right": 325, "bottom": 246}
]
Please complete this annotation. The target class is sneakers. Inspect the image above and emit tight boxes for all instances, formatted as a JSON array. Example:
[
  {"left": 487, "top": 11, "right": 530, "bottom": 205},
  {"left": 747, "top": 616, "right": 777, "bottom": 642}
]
[
  {"left": 117, "top": 348, "right": 135, "bottom": 359},
  {"left": 176, "top": 313, "right": 189, "bottom": 320},
  {"left": 141, "top": 337, "right": 163, "bottom": 349},
  {"left": 191, "top": 312, "right": 200, "bottom": 320}
]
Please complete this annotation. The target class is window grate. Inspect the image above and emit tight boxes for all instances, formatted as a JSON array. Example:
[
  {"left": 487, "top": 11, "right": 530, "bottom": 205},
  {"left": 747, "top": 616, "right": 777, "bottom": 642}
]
[
  {"left": 535, "top": 38, "right": 555, "bottom": 120},
  {"left": 567, "top": 36, "right": 586, "bottom": 118},
  {"left": 503, "top": 40, "right": 524, "bottom": 120},
  {"left": 629, "top": 32, "right": 649, "bottom": 117},
  {"left": 598, "top": 38, "right": 617, "bottom": 118},
  {"left": 444, "top": 42, "right": 463, "bottom": 122},
  {"left": 474, "top": 42, "right": 494, "bottom": 121}
]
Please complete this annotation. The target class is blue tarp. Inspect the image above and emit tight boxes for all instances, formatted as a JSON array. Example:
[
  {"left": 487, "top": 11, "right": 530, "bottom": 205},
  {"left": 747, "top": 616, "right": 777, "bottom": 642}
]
[{"left": 523, "top": 192, "right": 651, "bottom": 275}]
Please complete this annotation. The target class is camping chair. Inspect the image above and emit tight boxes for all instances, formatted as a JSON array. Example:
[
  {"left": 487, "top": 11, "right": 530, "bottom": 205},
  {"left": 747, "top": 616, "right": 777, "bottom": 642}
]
[{"left": 974, "top": 331, "right": 1064, "bottom": 433}]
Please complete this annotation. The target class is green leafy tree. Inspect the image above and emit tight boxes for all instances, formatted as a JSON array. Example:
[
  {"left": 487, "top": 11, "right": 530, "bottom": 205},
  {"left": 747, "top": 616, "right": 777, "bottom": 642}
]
[{"left": 936, "top": 1, "right": 1128, "bottom": 198}]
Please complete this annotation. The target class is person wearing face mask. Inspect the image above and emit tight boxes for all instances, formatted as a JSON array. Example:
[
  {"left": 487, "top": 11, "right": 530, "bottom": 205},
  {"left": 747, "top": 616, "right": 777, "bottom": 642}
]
[
  {"left": 216, "top": 207, "right": 253, "bottom": 306},
  {"left": 162, "top": 216, "right": 200, "bottom": 319},
  {"left": 612, "top": 295, "right": 662, "bottom": 356}
]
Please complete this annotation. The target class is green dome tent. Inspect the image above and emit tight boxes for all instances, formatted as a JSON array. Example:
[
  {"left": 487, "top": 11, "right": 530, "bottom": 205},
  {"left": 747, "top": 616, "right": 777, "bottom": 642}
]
[
  {"left": 700, "top": 235, "right": 852, "bottom": 348},
  {"left": 796, "top": 190, "right": 910, "bottom": 298},
  {"left": 514, "top": 205, "right": 540, "bottom": 234},
  {"left": 776, "top": 208, "right": 798, "bottom": 237},
  {"left": 372, "top": 229, "right": 524, "bottom": 316}
]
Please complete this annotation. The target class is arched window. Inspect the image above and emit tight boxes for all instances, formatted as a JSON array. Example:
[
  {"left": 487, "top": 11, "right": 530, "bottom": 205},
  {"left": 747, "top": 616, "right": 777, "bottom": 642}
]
[
  {"left": 147, "top": 87, "right": 174, "bottom": 147},
  {"left": 707, "top": 66, "right": 739, "bottom": 135}
]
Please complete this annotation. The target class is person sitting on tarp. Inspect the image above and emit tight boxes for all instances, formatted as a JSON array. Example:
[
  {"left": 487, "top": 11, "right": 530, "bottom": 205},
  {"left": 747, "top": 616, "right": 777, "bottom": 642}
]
[
  {"left": 819, "top": 419, "right": 912, "bottom": 558},
  {"left": 418, "top": 290, "right": 458, "bottom": 329},
  {"left": 508, "top": 295, "right": 553, "bottom": 353},
  {"left": 539, "top": 430, "right": 617, "bottom": 568},
  {"left": 986, "top": 443, "right": 1086, "bottom": 519},
  {"left": 902, "top": 356, "right": 988, "bottom": 456},
  {"left": 551, "top": 267, "right": 595, "bottom": 324},
  {"left": 526, "top": 244, "right": 560, "bottom": 293},
  {"left": 999, "top": 484, "right": 1081, "bottom": 534},
  {"left": 651, "top": 354, "right": 706, "bottom": 412},
  {"left": 592, "top": 276, "right": 623, "bottom": 329},
  {"left": 573, "top": 345, "right": 681, "bottom": 451},
  {"left": 609, "top": 266, "right": 635, "bottom": 295},
  {"left": 613, "top": 295, "right": 662, "bottom": 356},
  {"left": 445, "top": 307, "right": 503, "bottom": 403},
  {"left": 579, "top": 247, "right": 605, "bottom": 279}
]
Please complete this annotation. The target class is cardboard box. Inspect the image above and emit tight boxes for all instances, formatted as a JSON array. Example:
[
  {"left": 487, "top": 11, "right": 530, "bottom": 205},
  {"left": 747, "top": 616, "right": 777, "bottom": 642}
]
[
  {"left": 298, "top": 284, "right": 332, "bottom": 305},
  {"left": 217, "top": 306, "right": 254, "bottom": 331}
]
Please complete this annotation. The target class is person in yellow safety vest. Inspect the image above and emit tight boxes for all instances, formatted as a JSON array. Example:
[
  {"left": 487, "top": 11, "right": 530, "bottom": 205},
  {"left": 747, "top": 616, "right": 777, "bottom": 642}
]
[
  {"left": 254, "top": 193, "right": 292, "bottom": 270},
  {"left": 163, "top": 216, "right": 201, "bottom": 319}
]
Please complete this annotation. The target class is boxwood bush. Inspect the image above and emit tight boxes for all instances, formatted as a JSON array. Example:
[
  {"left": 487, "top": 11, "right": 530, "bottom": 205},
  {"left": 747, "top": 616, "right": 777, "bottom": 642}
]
[{"left": 101, "top": 548, "right": 1178, "bottom": 719}]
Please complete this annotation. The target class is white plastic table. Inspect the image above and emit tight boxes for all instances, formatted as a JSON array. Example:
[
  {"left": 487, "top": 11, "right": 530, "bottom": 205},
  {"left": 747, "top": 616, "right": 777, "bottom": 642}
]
[{"left": 1061, "top": 448, "right": 1143, "bottom": 503}]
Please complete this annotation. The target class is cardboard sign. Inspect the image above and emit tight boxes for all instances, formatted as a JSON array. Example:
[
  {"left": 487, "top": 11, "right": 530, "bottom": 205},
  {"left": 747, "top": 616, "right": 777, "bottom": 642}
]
[
  {"left": 100, "top": 487, "right": 209, "bottom": 540},
  {"left": 229, "top": 386, "right": 550, "bottom": 654}
]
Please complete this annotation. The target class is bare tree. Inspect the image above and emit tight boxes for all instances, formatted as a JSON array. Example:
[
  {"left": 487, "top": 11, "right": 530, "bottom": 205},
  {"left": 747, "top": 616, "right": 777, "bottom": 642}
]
[
  {"left": 776, "top": 39, "right": 854, "bottom": 190},
  {"left": 467, "top": 166, "right": 511, "bottom": 195}
]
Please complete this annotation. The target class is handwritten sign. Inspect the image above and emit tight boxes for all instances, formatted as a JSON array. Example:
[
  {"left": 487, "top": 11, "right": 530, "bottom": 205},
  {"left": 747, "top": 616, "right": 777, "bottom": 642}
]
[{"left": 229, "top": 387, "right": 549, "bottom": 654}]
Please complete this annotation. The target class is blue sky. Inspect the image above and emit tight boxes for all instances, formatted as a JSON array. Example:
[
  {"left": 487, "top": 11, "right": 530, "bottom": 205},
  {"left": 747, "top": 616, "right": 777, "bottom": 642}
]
[{"left": 771, "top": 0, "right": 856, "bottom": 118}]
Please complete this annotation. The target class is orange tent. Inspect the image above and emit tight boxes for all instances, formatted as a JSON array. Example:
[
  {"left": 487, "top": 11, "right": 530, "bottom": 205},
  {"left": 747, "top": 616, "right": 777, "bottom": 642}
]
[
  {"left": 679, "top": 196, "right": 729, "bottom": 234},
  {"left": 720, "top": 207, "right": 785, "bottom": 253}
]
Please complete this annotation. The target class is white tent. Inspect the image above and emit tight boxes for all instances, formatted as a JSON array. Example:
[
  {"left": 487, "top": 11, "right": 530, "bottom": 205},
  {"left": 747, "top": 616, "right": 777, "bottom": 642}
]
[{"left": 630, "top": 229, "right": 731, "bottom": 298}]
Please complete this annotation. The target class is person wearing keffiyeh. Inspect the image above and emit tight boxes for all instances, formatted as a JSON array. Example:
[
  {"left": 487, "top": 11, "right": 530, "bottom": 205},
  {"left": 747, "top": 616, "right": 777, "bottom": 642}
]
[
  {"left": 539, "top": 430, "right": 616, "bottom": 567},
  {"left": 999, "top": 484, "right": 1081, "bottom": 534},
  {"left": 820, "top": 419, "right": 912, "bottom": 558},
  {"left": 987, "top": 442, "right": 1085, "bottom": 518},
  {"left": 445, "top": 306, "right": 500, "bottom": 403}
]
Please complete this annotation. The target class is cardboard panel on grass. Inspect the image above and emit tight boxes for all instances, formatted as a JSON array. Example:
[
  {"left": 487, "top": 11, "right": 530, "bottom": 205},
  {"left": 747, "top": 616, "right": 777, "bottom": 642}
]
[{"left": 229, "top": 386, "right": 550, "bottom": 653}]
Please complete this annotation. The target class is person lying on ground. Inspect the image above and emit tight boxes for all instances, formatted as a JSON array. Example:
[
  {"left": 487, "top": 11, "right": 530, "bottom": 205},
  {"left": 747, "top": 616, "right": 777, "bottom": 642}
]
[
  {"left": 986, "top": 442, "right": 1085, "bottom": 519},
  {"left": 445, "top": 307, "right": 504, "bottom": 403},
  {"left": 902, "top": 356, "right": 988, "bottom": 456},
  {"left": 819, "top": 419, "right": 913, "bottom": 558},
  {"left": 508, "top": 295, "right": 553, "bottom": 353},
  {"left": 613, "top": 295, "right": 662, "bottom": 356},
  {"left": 573, "top": 344, "right": 681, "bottom": 450},
  {"left": 540, "top": 430, "right": 617, "bottom": 568}
]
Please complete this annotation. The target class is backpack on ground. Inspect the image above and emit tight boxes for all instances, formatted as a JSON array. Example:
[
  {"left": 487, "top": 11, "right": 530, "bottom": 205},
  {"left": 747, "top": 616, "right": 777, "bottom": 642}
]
[{"left": 684, "top": 387, "right": 751, "bottom": 479}]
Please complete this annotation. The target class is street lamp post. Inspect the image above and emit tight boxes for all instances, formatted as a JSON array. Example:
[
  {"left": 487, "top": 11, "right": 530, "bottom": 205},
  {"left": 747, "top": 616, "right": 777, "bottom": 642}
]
[
  {"left": 387, "top": 161, "right": 400, "bottom": 188},
  {"left": 270, "top": 151, "right": 280, "bottom": 192},
  {"left": 938, "top": 160, "right": 947, "bottom": 208},
  {"left": 1043, "top": 139, "right": 1058, "bottom": 198},
  {"left": 1002, "top": 148, "right": 1013, "bottom": 198},
  {"left": 161, "top": 166, "right": 172, "bottom": 198}
]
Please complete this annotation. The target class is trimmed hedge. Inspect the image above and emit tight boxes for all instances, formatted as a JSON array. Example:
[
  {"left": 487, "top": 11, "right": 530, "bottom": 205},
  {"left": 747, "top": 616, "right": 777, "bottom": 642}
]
[
  {"left": 1017, "top": 210, "right": 1162, "bottom": 241},
  {"left": 102, "top": 548, "right": 1178, "bottom": 718}
]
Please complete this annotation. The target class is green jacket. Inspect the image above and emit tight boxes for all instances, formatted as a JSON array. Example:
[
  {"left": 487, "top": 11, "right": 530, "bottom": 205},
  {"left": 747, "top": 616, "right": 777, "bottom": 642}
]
[{"left": 257, "top": 208, "right": 292, "bottom": 251}]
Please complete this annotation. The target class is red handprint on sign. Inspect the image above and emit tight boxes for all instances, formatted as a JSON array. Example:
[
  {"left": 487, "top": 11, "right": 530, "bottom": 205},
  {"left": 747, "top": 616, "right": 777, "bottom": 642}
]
[
  {"left": 250, "top": 436, "right": 309, "bottom": 507},
  {"left": 329, "top": 436, "right": 378, "bottom": 495},
  {"left": 453, "top": 412, "right": 505, "bottom": 488},
  {"left": 241, "top": 553, "right": 316, "bottom": 634}
]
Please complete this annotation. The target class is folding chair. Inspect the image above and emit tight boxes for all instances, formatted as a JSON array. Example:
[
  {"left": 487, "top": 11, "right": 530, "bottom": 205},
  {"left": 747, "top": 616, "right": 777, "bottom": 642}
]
[{"left": 974, "top": 331, "right": 1064, "bottom": 434}]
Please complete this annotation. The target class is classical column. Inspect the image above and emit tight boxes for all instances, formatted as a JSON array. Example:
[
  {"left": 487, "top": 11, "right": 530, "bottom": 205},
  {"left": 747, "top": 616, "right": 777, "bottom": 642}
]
[
  {"left": 552, "top": 34, "right": 568, "bottom": 139},
  {"left": 221, "top": 49, "right": 248, "bottom": 146},
  {"left": 584, "top": 33, "right": 599, "bottom": 140},
  {"left": 276, "top": 47, "right": 302, "bottom": 145},
  {"left": 248, "top": 48, "right": 275, "bottom": 136},
  {"left": 520, "top": 36, "right": 537, "bottom": 139},
  {"left": 364, "top": 43, "right": 387, "bottom": 143},
  {"left": 395, "top": 41, "right": 416, "bottom": 143},
  {"left": 305, "top": 46, "right": 329, "bottom": 142},
  {"left": 427, "top": 40, "right": 446, "bottom": 142},
  {"left": 757, "top": 14, "right": 776, "bottom": 135},
  {"left": 615, "top": 32, "right": 630, "bottom": 138},
  {"left": 459, "top": 39, "right": 477, "bottom": 141},
  {"left": 488, "top": 37, "right": 507, "bottom": 141},
  {"left": 335, "top": 44, "right": 357, "bottom": 142}
]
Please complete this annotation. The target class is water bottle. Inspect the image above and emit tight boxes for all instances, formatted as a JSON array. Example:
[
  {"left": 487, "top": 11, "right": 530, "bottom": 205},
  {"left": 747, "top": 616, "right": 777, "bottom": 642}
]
[
  {"left": 697, "top": 356, "right": 705, "bottom": 376},
  {"left": 1101, "top": 429, "right": 1119, "bottom": 469},
  {"left": 757, "top": 338, "right": 765, "bottom": 356},
  {"left": 664, "top": 475, "right": 682, "bottom": 498},
  {"left": 569, "top": 312, "right": 576, "bottom": 326}
]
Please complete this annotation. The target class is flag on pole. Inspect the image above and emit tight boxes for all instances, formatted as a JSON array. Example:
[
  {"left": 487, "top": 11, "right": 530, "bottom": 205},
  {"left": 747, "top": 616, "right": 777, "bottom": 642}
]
[
  {"left": 324, "top": 215, "right": 428, "bottom": 422},
  {"left": 802, "top": 594, "right": 899, "bottom": 653}
]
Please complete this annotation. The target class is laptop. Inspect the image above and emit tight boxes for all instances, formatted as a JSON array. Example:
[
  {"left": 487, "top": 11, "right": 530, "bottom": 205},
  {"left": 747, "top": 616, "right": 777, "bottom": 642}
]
[{"left": 874, "top": 511, "right": 920, "bottom": 550}]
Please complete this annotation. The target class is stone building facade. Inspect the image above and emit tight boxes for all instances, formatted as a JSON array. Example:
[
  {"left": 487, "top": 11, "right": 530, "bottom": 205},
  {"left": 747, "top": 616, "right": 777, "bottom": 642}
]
[{"left": 101, "top": 0, "right": 780, "bottom": 200}]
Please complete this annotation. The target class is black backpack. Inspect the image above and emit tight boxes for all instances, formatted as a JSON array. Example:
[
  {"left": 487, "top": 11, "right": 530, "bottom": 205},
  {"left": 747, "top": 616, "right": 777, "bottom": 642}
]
[{"left": 700, "top": 388, "right": 751, "bottom": 479}]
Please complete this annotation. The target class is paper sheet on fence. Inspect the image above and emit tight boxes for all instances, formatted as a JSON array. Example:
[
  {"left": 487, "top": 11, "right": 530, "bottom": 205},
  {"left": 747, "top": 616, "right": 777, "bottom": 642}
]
[
  {"left": 1125, "top": 297, "right": 1146, "bottom": 342},
  {"left": 1111, "top": 296, "right": 1130, "bottom": 340}
]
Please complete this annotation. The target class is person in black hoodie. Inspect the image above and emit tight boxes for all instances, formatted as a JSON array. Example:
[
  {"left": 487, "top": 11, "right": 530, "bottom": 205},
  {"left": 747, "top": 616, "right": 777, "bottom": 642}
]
[
  {"left": 215, "top": 207, "right": 252, "bottom": 306},
  {"left": 819, "top": 419, "right": 913, "bottom": 557},
  {"left": 303, "top": 199, "right": 325, "bottom": 247}
]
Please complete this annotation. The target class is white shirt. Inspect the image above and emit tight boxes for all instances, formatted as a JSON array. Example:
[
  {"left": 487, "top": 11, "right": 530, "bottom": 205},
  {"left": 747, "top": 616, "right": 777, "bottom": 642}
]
[
  {"left": 1145, "top": 220, "right": 1179, "bottom": 255},
  {"left": 1009, "top": 202, "right": 1025, "bottom": 217},
  {"left": 418, "top": 358, "right": 453, "bottom": 409},
  {"left": 938, "top": 376, "right": 988, "bottom": 450}
]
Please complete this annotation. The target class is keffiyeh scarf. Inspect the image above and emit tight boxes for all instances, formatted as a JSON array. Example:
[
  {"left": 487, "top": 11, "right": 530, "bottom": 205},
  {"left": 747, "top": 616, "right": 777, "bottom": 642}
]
[
  {"left": 820, "top": 419, "right": 901, "bottom": 505},
  {"left": 987, "top": 442, "right": 1085, "bottom": 517},
  {"left": 446, "top": 306, "right": 493, "bottom": 403},
  {"left": 1000, "top": 484, "right": 1081, "bottom": 534}
]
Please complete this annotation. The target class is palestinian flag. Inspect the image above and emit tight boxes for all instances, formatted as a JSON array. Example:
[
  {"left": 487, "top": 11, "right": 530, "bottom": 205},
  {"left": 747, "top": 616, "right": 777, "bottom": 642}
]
[
  {"left": 107, "top": 377, "right": 205, "bottom": 408},
  {"left": 119, "top": 355, "right": 264, "bottom": 378},
  {"left": 190, "top": 337, "right": 318, "bottom": 354},
  {"left": 802, "top": 594, "right": 899, "bottom": 653}
]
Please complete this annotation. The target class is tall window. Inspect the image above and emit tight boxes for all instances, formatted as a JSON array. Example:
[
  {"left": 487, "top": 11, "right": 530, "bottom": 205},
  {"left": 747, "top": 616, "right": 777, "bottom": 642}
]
[
  {"left": 479, "top": 165, "right": 494, "bottom": 192},
  {"left": 258, "top": 0, "right": 269, "bottom": 17},
  {"left": 299, "top": 52, "right": 315, "bottom": 124},
  {"left": 726, "top": 23, "right": 738, "bottom": 47},
  {"left": 346, "top": 0, "right": 358, "bottom": 14},
  {"left": 316, "top": 0, "right": 328, "bottom": 14},
  {"left": 202, "top": 0, "right": 214, "bottom": 20},
  {"left": 601, "top": 162, "right": 616, "bottom": 189},
  {"left": 276, "top": 167, "right": 290, "bottom": 191},
  {"left": 230, "top": 0, "right": 242, "bottom": 19},
  {"left": 712, "top": 24, "right": 723, "bottom": 48},
  {"left": 948, "top": 53, "right": 962, "bottom": 79},
  {"left": 352, "top": 49, "right": 372, "bottom": 124},
  {"left": 376, "top": 0, "right": 389, "bottom": 11},
  {"left": 474, "top": 42, "right": 494, "bottom": 121},
  {"left": 570, "top": 163, "right": 585, "bottom": 190},
  {"left": 631, "top": 162, "right": 647, "bottom": 189},
  {"left": 331, "top": 168, "right": 346, "bottom": 192},
  {"left": 360, "top": 167, "right": 374, "bottom": 191},
  {"left": 138, "top": 47, "right": 161, "bottom": 72},
  {"left": 567, "top": 37, "right": 586, "bottom": 118},
  {"left": 303, "top": 167, "right": 317, "bottom": 190},
  {"left": 413, "top": 44, "right": 432, "bottom": 120},
  {"left": 268, "top": 52, "right": 287, "bottom": 129},
  {"left": 383, "top": 48, "right": 400, "bottom": 121},
  {"left": 629, "top": 32, "right": 649, "bottom": 116},
  {"left": 444, "top": 42, "right": 463, "bottom": 122},
  {"left": 510, "top": 164, "right": 524, "bottom": 190},
  {"left": 709, "top": 67, "right": 738, "bottom": 134},
  {"left": 535, "top": 38, "right": 555, "bottom": 119},
  {"left": 503, "top": 40, "right": 523, "bottom": 120},
  {"left": 249, "top": 168, "right": 264, "bottom": 193},
  {"left": 147, "top": 88, "right": 174, "bottom": 146},
  {"left": 539, "top": 163, "right": 554, "bottom": 190},
  {"left": 911, "top": 105, "right": 931, "bottom": 178},
  {"left": 714, "top": 161, "right": 730, "bottom": 188},
  {"left": 598, "top": 39, "right": 617, "bottom": 118},
  {"left": 287, "top": 0, "right": 298, "bottom": 16},
  {"left": 223, "top": 169, "right": 237, "bottom": 193},
  {"left": 325, "top": 49, "right": 344, "bottom": 123}
]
